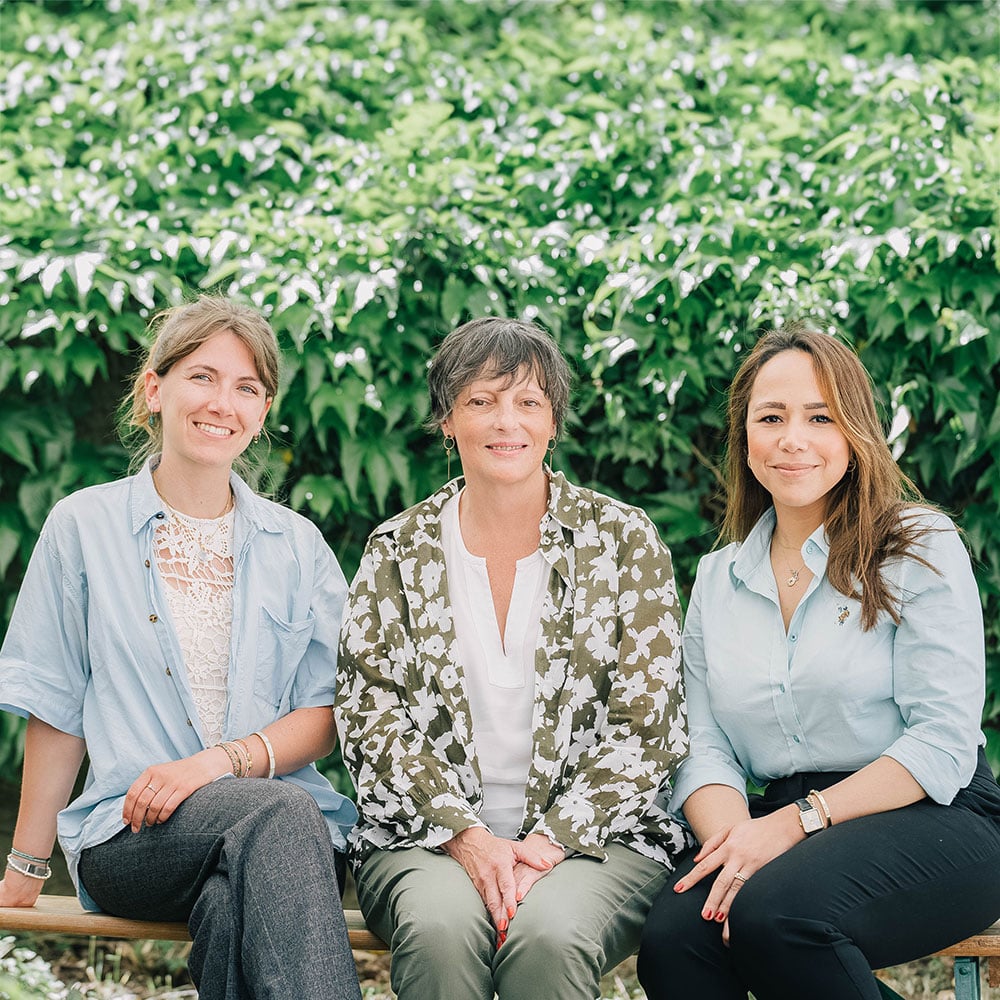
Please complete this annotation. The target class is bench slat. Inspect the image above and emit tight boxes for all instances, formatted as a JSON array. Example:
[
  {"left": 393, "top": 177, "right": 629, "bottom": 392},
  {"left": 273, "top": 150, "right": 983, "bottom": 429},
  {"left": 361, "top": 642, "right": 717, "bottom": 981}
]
[
  {"left": 3, "top": 895, "right": 995, "bottom": 967},
  {"left": 936, "top": 924, "right": 1000, "bottom": 955},
  {"left": 0, "top": 895, "right": 387, "bottom": 952}
]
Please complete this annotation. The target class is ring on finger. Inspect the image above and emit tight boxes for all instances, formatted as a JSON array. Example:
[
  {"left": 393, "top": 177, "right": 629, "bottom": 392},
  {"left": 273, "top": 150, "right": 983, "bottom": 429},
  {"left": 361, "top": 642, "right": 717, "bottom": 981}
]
[
  {"left": 145, "top": 784, "right": 159, "bottom": 794},
  {"left": 732, "top": 871, "right": 748, "bottom": 885}
]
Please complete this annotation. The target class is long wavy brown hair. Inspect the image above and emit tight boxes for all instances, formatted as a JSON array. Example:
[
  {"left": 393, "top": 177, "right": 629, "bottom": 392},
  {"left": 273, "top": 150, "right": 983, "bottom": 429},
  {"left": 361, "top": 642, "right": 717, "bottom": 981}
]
[{"left": 721, "top": 322, "right": 938, "bottom": 629}]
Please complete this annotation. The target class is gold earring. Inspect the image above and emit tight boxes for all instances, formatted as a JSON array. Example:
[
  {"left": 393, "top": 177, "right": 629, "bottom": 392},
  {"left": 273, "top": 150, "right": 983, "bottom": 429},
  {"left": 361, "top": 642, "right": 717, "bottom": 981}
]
[
  {"left": 547, "top": 437, "right": 557, "bottom": 467},
  {"left": 444, "top": 436, "right": 455, "bottom": 479}
]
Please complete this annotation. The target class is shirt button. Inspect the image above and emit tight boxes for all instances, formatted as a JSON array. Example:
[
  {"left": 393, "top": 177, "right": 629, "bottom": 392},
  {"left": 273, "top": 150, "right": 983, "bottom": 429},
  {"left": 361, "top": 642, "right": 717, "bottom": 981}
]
[
  {"left": 149, "top": 614, "right": 158, "bottom": 623},
  {"left": 144, "top": 559, "right": 151, "bottom": 568},
  {"left": 156, "top": 512, "right": 165, "bottom": 520},
  {"left": 779, "top": 683, "right": 786, "bottom": 693},
  {"left": 186, "top": 718, "right": 193, "bottom": 727},
  {"left": 165, "top": 667, "right": 171, "bottom": 676},
  {"left": 806, "top": 542, "right": 815, "bottom": 553},
  {"left": 789, "top": 633, "right": 797, "bottom": 642},
  {"left": 793, "top": 735, "right": 801, "bottom": 743}
]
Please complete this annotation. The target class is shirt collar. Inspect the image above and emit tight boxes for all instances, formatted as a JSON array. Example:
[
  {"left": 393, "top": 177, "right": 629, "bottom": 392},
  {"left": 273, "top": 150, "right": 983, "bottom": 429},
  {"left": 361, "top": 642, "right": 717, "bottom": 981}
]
[
  {"left": 128, "top": 456, "right": 283, "bottom": 535},
  {"left": 730, "top": 507, "right": 830, "bottom": 587}
]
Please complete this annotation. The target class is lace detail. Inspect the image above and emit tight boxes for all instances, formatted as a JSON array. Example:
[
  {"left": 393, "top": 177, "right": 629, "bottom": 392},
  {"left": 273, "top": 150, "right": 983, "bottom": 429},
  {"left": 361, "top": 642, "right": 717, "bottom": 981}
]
[{"left": 155, "top": 504, "right": 236, "bottom": 745}]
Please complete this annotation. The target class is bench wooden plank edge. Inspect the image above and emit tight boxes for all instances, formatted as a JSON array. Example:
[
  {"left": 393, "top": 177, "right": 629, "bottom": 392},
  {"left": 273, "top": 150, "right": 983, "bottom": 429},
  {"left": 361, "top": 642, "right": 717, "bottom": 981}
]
[
  {"left": 4, "top": 896, "right": 996, "bottom": 967},
  {"left": 0, "top": 896, "right": 387, "bottom": 952}
]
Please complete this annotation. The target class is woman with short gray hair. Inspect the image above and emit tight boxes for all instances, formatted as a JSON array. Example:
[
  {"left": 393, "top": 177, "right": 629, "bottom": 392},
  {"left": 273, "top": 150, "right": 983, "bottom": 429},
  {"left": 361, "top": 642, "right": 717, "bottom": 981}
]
[{"left": 336, "top": 316, "right": 691, "bottom": 999}]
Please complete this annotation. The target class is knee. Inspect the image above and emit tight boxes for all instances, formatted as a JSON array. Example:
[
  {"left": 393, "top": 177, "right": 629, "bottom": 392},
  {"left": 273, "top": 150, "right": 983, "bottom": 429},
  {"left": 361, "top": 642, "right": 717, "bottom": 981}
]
[
  {"left": 496, "top": 910, "right": 600, "bottom": 997},
  {"left": 636, "top": 893, "right": 694, "bottom": 989},
  {"left": 726, "top": 878, "right": 791, "bottom": 959},
  {"left": 250, "top": 781, "right": 327, "bottom": 834},
  {"left": 394, "top": 904, "right": 489, "bottom": 958},
  {"left": 390, "top": 908, "right": 493, "bottom": 991}
]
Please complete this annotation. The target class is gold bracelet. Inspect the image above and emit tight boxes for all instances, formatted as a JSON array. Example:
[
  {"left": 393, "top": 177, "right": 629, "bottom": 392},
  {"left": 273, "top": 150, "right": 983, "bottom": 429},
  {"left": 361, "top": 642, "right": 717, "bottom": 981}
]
[
  {"left": 808, "top": 789, "right": 833, "bottom": 827},
  {"left": 234, "top": 738, "right": 253, "bottom": 778},
  {"left": 215, "top": 741, "right": 242, "bottom": 777}
]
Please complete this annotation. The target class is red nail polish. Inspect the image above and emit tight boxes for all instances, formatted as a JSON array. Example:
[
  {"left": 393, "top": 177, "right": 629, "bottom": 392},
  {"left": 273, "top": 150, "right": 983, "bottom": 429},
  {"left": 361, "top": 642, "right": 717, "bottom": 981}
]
[
  {"left": 674, "top": 882, "right": 685, "bottom": 892},
  {"left": 702, "top": 909, "right": 713, "bottom": 920},
  {"left": 715, "top": 912, "right": 726, "bottom": 923},
  {"left": 508, "top": 906, "right": 516, "bottom": 919}
]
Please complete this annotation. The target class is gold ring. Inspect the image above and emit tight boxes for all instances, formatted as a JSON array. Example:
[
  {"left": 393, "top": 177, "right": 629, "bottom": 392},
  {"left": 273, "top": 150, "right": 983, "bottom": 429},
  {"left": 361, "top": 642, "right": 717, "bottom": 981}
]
[{"left": 733, "top": 871, "right": 748, "bottom": 884}]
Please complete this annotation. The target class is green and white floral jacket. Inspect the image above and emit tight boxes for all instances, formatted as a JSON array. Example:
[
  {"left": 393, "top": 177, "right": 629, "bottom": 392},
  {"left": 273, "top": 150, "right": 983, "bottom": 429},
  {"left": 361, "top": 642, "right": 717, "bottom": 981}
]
[{"left": 335, "top": 471, "right": 693, "bottom": 869}]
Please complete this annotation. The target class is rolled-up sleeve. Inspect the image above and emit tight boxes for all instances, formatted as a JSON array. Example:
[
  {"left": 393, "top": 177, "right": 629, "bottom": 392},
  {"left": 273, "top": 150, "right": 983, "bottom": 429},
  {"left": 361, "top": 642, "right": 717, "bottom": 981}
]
[
  {"left": 0, "top": 518, "right": 90, "bottom": 736},
  {"left": 882, "top": 518, "right": 985, "bottom": 804}
]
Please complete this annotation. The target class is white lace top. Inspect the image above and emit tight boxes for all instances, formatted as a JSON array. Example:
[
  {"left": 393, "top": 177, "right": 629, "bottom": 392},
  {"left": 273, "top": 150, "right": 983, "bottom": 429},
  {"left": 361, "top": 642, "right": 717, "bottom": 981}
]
[{"left": 154, "top": 502, "right": 236, "bottom": 745}]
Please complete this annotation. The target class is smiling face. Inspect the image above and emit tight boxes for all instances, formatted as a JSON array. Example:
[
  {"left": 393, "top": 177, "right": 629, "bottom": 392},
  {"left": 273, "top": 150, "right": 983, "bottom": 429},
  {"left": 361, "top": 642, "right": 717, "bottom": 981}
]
[
  {"left": 145, "top": 329, "right": 272, "bottom": 475},
  {"left": 441, "top": 367, "right": 556, "bottom": 491},
  {"left": 745, "top": 349, "right": 852, "bottom": 528}
]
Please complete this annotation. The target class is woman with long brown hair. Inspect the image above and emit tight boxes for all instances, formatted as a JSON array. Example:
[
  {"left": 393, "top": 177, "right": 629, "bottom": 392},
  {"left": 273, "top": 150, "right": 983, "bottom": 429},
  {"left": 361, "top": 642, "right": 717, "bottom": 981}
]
[{"left": 637, "top": 322, "right": 1000, "bottom": 999}]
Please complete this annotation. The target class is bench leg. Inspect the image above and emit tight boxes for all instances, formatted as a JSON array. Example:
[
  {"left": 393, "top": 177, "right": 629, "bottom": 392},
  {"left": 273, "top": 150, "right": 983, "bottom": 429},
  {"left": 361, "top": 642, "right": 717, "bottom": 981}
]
[{"left": 954, "top": 956, "right": 982, "bottom": 1000}]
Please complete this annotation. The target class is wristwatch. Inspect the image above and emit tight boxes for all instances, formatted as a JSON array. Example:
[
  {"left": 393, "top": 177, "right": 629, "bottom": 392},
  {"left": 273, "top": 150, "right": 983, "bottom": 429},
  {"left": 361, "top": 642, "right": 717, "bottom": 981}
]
[{"left": 795, "top": 797, "right": 825, "bottom": 836}]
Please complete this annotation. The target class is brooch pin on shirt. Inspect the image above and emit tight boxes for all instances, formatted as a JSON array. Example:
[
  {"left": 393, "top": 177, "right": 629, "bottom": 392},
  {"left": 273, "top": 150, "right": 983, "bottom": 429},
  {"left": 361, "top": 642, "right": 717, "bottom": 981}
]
[{"left": 837, "top": 606, "right": 850, "bottom": 625}]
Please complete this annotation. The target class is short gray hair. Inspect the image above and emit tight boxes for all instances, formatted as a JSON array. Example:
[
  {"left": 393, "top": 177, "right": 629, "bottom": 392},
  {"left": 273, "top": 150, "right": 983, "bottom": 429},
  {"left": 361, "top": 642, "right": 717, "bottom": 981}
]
[{"left": 427, "top": 318, "right": 572, "bottom": 437}]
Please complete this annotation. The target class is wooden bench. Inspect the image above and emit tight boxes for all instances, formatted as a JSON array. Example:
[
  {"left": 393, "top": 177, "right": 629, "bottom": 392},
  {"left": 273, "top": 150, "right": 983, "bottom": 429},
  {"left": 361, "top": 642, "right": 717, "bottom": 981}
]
[
  {"left": 2, "top": 896, "right": 996, "bottom": 998},
  {"left": 0, "top": 892, "right": 387, "bottom": 951},
  {"left": 876, "top": 922, "right": 1000, "bottom": 1000}
]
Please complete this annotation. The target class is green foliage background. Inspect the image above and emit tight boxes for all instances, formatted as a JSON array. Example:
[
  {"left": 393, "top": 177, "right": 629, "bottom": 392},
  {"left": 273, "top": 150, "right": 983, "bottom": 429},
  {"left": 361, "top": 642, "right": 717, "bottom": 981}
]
[{"left": 1, "top": 0, "right": 998, "bottom": 787}]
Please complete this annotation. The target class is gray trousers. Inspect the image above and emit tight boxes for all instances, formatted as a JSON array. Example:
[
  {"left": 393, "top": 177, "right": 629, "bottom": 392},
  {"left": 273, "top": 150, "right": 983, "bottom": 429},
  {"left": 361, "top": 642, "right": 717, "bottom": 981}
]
[
  {"left": 356, "top": 841, "right": 670, "bottom": 1000},
  {"left": 79, "top": 780, "right": 362, "bottom": 1000}
]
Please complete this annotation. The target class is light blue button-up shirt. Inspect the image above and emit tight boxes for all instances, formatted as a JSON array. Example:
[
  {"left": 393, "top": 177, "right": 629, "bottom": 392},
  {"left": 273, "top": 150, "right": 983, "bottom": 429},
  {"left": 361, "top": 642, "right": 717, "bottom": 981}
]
[
  {"left": 670, "top": 507, "right": 986, "bottom": 817},
  {"left": 0, "top": 459, "right": 358, "bottom": 908}
]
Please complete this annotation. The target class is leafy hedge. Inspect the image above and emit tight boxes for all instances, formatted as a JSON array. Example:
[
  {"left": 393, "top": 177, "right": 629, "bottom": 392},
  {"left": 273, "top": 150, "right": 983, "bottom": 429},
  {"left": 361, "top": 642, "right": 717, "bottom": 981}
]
[{"left": 1, "top": 0, "right": 998, "bottom": 782}]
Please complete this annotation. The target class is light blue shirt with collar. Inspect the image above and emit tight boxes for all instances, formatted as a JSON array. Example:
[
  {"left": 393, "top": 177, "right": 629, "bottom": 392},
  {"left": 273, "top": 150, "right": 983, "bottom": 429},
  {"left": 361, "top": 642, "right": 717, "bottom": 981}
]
[
  {"left": 670, "top": 506, "right": 986, "bottom": 818},
  {"left": 0, "top": 458, "right": 358, "bottom": 909}
]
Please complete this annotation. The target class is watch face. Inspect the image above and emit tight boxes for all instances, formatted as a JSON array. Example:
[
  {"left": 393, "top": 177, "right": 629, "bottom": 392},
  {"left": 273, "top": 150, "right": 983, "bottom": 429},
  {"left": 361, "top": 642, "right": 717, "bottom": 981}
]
[{"left": 796, "top": 798, "right": 824, "bottom": 835}]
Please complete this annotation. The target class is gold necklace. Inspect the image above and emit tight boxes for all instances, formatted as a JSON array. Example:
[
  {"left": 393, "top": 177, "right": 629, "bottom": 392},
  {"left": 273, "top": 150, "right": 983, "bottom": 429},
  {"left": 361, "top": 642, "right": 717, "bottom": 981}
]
[{"left": 773, "top": 538, "right": 807, "bottom": 588}]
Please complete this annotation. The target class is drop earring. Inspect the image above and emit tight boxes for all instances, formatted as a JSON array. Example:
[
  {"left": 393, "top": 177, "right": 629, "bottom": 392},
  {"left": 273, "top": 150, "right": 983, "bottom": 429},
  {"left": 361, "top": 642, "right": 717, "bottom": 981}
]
[
  {"left": 547, "top": 437, "right": 557, "bottom": 467},
  {"left": 444, "top": 435, "right": 455, "bottom": 479},
  {"left": 148, "top": 412, "right": 157, "bottom": 430}
]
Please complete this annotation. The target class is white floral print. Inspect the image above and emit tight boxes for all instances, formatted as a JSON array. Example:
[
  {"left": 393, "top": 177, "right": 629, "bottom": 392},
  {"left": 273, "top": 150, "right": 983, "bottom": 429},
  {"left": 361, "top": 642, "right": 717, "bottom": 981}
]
[{"left": 336, "top": 471, "right": 693, "bottom": 868}]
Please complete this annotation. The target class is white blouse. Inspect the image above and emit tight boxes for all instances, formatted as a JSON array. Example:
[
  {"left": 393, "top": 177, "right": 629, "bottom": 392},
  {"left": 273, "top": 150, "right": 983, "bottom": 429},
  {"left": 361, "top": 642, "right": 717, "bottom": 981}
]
[
  {"left": 441, "top": 492, "right": 547, "bottom": 839},
  {"left": 154, "top": 502, "right": 236, "bottom": 746}
]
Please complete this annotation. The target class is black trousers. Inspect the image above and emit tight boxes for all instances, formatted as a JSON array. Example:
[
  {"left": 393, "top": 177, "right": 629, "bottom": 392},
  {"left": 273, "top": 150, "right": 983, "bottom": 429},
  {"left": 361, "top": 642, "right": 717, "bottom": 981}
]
[{"left": 637, "top": 751, "right": 1000, "bottom": 1000}]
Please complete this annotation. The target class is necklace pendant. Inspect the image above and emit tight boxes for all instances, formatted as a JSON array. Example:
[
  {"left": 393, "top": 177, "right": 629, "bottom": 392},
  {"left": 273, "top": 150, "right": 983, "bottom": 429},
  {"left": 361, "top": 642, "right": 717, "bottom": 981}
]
[
  {"left": 786, "top": 571, "right": 800, "bottom": 587},
  {"left": 198, "top": 547, "right": 211, "bottom": 562}
]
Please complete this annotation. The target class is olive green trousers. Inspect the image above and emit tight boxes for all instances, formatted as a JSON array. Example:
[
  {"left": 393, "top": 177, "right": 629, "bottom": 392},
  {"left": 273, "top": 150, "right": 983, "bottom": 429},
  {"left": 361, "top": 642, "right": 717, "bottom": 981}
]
[{"left": 356, "top": 841, "right": 669, "bottom": 1000}]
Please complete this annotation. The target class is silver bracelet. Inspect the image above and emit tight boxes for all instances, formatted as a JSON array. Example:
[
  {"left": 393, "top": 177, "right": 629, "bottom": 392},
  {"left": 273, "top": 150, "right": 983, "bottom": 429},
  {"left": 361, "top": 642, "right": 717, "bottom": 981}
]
[
  {"left": 10, "top": 846, "right": 50, "bottom": 865},
  {"left": 7, "top": 853, "right": 52, "bottom": 880},
  {"left": 252, "top": 730, "right": 276, "bottom": 779}
]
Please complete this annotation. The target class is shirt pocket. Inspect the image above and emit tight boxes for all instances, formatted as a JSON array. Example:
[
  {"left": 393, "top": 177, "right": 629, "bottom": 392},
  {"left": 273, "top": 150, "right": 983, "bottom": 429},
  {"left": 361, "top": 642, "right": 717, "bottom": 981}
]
[{"left": 254, "top": 606, "right": 316, "bottom": 714}]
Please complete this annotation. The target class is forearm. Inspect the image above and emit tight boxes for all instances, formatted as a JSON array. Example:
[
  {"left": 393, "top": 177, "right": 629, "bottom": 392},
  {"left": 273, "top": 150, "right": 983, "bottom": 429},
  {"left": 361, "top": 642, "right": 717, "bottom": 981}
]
[
  {"left": 815, "top": 755, "right": 926, "bottom": 826},
  {"left": 682, "top": 784, "right": 752, "bottom": 845},
  {"left": 14, "top": 715, "right": 87, "bottom": 856},
  {"left": 3, "top": 715, "right": 87, "bottom": 904},
  {"left": 250, "top": 706, "right": 337, "bottom": 777}
]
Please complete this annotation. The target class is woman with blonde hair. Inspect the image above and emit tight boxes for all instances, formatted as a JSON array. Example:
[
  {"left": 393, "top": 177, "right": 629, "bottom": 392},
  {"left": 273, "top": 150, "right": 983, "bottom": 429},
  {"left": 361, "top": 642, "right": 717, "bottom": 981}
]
[
  {"left": 0, "top": 296, "right": 362, "bottom": 1000},
  {"left": 637, "top": 322, "right": 1000, "bottom": 999}
]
